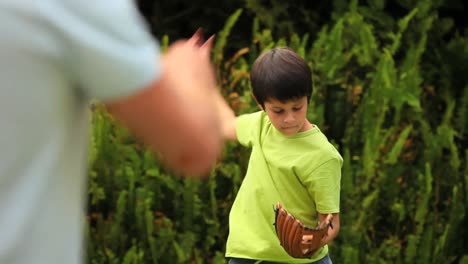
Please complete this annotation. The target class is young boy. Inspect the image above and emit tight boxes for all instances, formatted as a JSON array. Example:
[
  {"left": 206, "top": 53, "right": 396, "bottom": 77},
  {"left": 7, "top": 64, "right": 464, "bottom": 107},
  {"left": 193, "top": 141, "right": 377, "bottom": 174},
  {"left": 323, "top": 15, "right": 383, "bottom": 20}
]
[{"left": 217, "top": 47, "right": 343, "bottom": 264}]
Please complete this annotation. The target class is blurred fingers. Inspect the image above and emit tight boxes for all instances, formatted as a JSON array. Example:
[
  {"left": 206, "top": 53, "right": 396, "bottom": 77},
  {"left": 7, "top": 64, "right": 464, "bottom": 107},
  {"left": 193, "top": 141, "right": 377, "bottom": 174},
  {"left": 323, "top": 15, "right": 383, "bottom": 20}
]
[{"left": 188, "top": 27, "right": 204, "bottom": 47}]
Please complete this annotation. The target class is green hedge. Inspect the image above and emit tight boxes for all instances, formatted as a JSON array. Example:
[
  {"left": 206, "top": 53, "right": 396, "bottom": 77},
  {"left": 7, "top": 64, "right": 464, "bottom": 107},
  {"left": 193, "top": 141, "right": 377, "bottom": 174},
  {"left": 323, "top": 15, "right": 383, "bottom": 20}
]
[{"left": 87, "top": 1, "right": 467, "bottom": 263}]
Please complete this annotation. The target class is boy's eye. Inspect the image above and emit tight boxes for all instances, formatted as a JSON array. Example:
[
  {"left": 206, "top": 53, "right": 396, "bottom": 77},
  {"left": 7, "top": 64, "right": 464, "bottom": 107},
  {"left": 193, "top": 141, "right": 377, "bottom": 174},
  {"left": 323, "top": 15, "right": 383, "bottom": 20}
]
[
  {"left": 293, "top": 106, "right": 302, "bottom": 111},
  {"left": 273, "top": 109, "right": 284, "bottom": 114}
]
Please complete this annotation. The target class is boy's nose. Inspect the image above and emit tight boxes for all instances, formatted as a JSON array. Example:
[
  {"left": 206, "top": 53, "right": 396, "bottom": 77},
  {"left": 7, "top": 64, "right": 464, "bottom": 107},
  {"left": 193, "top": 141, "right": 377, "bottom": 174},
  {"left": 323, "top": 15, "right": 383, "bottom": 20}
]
[{"left": 284, "top": 113, "right": 295, "bottom": 123}]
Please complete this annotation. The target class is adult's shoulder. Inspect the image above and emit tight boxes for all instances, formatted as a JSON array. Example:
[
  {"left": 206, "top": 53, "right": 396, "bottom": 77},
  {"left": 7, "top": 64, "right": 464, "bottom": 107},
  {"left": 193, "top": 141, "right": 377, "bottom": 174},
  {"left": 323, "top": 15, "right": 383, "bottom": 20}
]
[{"left": 49, "top": 0, "right": 160, "bottom": 101}]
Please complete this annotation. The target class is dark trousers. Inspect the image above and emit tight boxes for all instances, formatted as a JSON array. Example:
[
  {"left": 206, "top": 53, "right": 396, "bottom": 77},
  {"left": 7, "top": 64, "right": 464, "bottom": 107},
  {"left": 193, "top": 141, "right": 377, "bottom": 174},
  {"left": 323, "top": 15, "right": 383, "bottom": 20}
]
[{"left": 228, "top": 254, "right": 332, "bottom": 264}]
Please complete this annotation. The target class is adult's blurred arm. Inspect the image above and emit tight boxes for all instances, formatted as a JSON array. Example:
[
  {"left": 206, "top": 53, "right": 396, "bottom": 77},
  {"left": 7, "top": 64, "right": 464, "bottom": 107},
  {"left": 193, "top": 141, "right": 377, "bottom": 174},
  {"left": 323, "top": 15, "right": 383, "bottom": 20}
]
[{"left": 106, "top": 33, "right": 224, "bottom": 177}]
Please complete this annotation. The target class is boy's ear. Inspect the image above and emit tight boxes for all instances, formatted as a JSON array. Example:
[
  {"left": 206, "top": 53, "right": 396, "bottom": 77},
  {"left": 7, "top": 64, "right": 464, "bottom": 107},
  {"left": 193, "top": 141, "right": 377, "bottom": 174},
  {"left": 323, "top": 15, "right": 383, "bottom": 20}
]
[{"left": 252, "top": 94, "right": 264, "bottom": 110}]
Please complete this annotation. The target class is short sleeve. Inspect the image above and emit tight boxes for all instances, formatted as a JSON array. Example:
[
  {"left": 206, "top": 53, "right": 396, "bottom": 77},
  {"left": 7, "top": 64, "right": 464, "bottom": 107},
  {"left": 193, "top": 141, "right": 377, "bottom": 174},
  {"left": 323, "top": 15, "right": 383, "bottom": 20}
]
[
  {"left": 45, "top": 0, "right": 161, "bottom": 101},
  {"left": 305, "top": 157, "right": 342, "bottom": 213},
  {"left": 236, "top": 111, "right": 263, "bottom": 147}
]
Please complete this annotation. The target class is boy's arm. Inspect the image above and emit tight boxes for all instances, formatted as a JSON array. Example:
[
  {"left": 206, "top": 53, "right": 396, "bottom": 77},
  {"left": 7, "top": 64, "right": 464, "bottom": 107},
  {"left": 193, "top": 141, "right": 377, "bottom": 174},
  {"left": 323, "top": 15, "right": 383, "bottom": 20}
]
[
  {"left": 214, "top": 91, "right": 237, "bottom": 141},
  {"left": 319, "top": 212, "right": 340, "bottom": 246},
  {"left": 194, "top": 31, "right": 238, "bottom": 142}
]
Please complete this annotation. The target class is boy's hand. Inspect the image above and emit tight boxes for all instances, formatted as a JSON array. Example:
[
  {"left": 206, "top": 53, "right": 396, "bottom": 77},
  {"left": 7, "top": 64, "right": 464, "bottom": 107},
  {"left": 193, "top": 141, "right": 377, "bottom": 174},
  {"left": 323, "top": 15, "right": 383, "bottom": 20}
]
[{"left": 189, "top": 28, "right": 238, "bottom": 141}]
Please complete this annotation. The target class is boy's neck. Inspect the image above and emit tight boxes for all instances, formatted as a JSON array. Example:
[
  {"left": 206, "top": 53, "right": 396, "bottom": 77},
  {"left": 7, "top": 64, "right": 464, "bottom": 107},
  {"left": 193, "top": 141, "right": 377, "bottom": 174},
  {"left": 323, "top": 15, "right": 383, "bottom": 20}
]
[{"left": 301, "top": 120, "right": 314, "bottom": 132}]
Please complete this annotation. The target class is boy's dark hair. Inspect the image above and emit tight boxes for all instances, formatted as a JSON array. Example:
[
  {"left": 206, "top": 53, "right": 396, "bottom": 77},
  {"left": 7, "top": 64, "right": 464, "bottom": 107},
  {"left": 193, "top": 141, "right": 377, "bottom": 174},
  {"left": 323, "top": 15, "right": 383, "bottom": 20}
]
[{"left": 250, "top": 47, "right": 312, "bottom": 108}]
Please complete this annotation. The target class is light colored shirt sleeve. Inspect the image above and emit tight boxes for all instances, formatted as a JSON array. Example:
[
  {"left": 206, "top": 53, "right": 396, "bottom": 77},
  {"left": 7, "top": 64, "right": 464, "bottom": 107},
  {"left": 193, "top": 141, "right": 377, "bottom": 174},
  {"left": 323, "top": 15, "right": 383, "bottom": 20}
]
[
  {"left": 307, "top": 157, "right": 342, "bottom": 213},
  {"left": 236, "top": 111, "right": 264, "bottom": 147},
  {"left": 44, "top": 0, "right": 161, "bottom": 101}
]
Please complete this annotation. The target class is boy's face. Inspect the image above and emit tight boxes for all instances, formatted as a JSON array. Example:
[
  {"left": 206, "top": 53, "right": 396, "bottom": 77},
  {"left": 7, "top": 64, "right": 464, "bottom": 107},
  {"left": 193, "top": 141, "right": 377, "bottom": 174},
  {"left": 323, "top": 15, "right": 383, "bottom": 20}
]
[{"left": 262, "top": 97, "right": 311, "bottom": 136}]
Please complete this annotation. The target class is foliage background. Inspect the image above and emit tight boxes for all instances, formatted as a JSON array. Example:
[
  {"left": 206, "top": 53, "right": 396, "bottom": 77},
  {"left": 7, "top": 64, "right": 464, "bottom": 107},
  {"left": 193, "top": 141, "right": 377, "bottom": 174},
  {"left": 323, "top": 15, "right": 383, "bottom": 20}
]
[{"left": 86, "top": 0, "right": 468, "bottom": 263}]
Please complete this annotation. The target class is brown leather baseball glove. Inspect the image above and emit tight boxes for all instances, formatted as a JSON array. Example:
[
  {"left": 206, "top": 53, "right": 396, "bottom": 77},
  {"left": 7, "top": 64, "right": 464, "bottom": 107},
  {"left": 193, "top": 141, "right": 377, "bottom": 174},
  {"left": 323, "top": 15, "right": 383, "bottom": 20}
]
[{"left": 273, "top": 202, "right": 334, "bottom": 259}]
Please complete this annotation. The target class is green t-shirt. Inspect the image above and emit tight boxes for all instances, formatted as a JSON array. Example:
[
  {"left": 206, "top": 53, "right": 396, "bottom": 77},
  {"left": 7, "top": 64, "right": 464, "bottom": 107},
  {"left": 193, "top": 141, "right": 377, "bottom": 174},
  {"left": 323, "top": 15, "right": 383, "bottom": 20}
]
[{"left": 226, "top": 111, "right": 343, "bottom": 263}]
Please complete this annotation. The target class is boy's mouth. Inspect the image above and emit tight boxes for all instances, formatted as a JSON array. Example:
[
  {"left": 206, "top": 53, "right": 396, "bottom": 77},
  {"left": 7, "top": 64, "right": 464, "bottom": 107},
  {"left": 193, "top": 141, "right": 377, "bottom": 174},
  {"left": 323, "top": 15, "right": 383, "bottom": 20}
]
[{"left": 281, "top": 126, "right": 298, "bottom": 131}]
